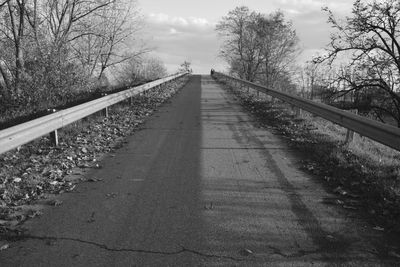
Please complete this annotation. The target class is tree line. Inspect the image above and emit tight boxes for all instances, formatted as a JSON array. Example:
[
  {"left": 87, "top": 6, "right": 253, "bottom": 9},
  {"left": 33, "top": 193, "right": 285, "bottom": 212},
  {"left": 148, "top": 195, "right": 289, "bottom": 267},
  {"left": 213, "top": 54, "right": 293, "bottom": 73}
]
[
  {"left": 0, "top": 0, "right": 168, "bottom": 119},
  {"left": 217, "top": 0, "right": 400, "bottom": 127},
  {"left": 216, "top": 6, "right": 299, "bottom": 93}
]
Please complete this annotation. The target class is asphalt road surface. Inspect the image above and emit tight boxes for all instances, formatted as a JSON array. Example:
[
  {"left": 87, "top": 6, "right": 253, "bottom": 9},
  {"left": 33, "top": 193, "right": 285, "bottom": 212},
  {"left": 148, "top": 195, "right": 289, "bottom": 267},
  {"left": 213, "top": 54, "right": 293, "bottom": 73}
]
[{"left": 0, "top": 75, "right": 396, "bottom": 266}]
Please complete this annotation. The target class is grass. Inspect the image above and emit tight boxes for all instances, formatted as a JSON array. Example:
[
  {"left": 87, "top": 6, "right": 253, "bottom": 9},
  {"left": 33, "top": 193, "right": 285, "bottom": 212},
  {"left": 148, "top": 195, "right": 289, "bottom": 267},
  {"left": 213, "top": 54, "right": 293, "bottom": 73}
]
[{"left": 302, "top": 113, "right": 400, "bottom": 168}]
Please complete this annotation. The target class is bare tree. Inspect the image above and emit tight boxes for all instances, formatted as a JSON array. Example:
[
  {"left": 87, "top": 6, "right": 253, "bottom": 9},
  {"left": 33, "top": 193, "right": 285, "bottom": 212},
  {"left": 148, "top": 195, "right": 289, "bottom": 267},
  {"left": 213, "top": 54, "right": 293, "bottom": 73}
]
[
  {"left": 115, "top": 55, "right": 168, "bottom": 85},
  {"left": 178, "top": 61, "right": 192, "bottom": 73},
  {"left": 41, "top": 0, "right": 115, "bottom": 45},
  {"left": 216, "top": 7, "right": 299, "bottom": 88},
  {"left": 0, "top": 0, "right": 116, "bottom": 99},
  {"left": 316, "top": 0, "right": 400, "bottom": 126},
  {"left": 0, "top": 0, "right": 150, "bottom": 109},
  {"left": 70, "top": 0, "right": 148, "bottom": 80},
  {"left": 216, "top": 6, "right": 263, "bottom": 81},
  {"left": 0, "top": 0, "right": 12, "bottom": 8},
  {"left": 0, "top": 0, "right": 26, "bottom": 95},
  {"left": 256, "top": 11, "right": 299, "bottom": 88},
  {"left": 140, "top": 56, "right": 168, "bottom": 80},
  {"left": 297, "top": 61, "right": 327, "bottom": 100}
]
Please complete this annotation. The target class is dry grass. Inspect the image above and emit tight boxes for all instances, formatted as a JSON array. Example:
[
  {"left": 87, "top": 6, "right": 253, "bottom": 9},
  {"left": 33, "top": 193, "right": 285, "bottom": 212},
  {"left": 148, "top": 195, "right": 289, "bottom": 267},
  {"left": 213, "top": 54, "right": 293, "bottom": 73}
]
[{"left": 299, "top": 112, "right": 400, "bottom": 168}]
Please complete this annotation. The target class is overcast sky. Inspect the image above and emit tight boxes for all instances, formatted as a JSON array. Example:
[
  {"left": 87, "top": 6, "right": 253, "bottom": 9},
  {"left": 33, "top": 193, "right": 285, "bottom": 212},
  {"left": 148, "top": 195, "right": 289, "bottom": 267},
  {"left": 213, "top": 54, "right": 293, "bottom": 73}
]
[{"left": 138, "top": 0, "right": 353, "bottom": 74}]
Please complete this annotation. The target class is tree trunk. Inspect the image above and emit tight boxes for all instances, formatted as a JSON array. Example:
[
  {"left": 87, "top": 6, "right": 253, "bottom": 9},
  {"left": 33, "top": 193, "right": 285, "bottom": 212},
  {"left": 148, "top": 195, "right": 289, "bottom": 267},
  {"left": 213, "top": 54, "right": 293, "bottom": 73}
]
[
  {"left": 0, "top": 64, "right": 11, "bottom": 91},
  {"left": 14, "top": 48, "right": 24, "bottom": 93},
  {"left": 8, "top": 0, "right": 25, "bottom": 96}
]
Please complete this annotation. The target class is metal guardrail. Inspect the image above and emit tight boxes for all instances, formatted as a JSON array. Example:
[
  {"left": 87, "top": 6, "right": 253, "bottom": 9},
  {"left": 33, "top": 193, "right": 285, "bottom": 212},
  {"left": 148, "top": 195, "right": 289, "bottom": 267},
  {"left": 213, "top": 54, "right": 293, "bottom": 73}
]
[
  {"left": 0, "top": 72, "right": 188, "bottom": 155},
  {"left": 213, "top": 71, "right": 400, "bottom": 151}
]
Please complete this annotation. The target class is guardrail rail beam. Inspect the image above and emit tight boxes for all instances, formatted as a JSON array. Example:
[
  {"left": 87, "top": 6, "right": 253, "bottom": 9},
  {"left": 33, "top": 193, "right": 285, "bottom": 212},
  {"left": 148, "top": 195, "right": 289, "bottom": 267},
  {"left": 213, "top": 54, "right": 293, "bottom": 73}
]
[
  {"left": 212, "top": 71, "right": 400, "bottom": 151},
  {"left": 0, "top": 72, "right": 188, "bottom": 155}
]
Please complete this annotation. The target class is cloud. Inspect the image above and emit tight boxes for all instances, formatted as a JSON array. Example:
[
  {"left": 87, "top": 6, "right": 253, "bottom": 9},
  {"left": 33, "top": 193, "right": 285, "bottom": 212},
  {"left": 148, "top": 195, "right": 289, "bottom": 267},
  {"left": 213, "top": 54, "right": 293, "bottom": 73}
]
[
  {"left": 269, "top": 0, "right": 353, "bottom": 61},
  {"left": 144, "top": 13, "right": 221, "bottom": 73},
  {"left": 169, "top": 28, "right": 179, "bottom": 35},
  {"left": 148, "top": 13, "right": 214, "bottom": 32},
  {"left": 271, "top": 0, "right": 351, "bottom": 14},
  {"left": 140, "top": 1, "right": 355, "bottom": 73}
]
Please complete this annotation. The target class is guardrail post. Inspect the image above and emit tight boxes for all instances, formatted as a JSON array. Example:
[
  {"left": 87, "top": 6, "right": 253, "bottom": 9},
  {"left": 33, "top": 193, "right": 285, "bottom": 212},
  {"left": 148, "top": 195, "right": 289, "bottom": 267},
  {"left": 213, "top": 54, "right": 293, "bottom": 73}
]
[
  {"left": 50, "top": 129, "right": 59, "bottom": 147},
  {"left": 345, "top": 109, "right": 358, "bottom": 144},
  {"left": 102, "top": 93, "right": 109, "bottom": 117},
  {"left": 0, "top": 73, "right": 188, "bottom": 155},
  {"left": 295, "top": 107, "right": 302, "bottom": 116},
  {"left": 48, "top": 109, "right": 59, "bottom": 146},
  {"left": 291, "top": 105, "right": 301, "bottom": 116},
  {"left": 345, "top": 129, "right": 355, "bottom": 144}
]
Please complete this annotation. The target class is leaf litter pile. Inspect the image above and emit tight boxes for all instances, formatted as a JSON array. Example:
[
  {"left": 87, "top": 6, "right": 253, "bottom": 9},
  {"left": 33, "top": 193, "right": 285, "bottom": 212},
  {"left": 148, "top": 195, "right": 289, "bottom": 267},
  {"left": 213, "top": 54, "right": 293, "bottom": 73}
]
[
  {"left": 220, "top": 81, "right": 400, "bottom": 236},
  {"left": 0, "top": 77, "right": 189, "bottom": 237}
]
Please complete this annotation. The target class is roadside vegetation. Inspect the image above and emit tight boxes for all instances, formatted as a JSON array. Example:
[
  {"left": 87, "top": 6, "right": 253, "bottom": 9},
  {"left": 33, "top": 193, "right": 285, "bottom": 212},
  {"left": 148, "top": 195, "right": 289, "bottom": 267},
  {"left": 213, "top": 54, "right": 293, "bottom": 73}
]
[
  {"left": 313, "top": 0, "right": 400, "bottom": 127},
  {"left": 216, "top": 6, "right": 299, "bottom": 92},
  {"left": 0, "top": 76, "right": 189, "bottom": 235},
  {"left": 0, "top": 0, "right": 173, "bottom": 128},
  {"left": 216, "top": 0, "right": 400, "bottom": 233},
  {"left": 219, "top": 82, "right": 400, "bottom": 235},
  {"left": 217, "top": 1, "right": 400, "bottom": 128},
  {"left": 0, "top": 0, "right": 193, "bottom": 240}
]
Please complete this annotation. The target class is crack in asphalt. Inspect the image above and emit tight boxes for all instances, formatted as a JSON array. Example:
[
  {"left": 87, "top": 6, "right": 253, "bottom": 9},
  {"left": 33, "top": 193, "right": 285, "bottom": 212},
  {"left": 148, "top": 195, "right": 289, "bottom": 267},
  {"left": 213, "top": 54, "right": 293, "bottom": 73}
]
[
  {"left": 266, "top": 245, "right": 327, "bottom": 259},
  {"left": 266, "top": 245, "right": 315, "bottom": 258},
  {"left": 3, "top": 233, "right": 246, "bottom": 262}
]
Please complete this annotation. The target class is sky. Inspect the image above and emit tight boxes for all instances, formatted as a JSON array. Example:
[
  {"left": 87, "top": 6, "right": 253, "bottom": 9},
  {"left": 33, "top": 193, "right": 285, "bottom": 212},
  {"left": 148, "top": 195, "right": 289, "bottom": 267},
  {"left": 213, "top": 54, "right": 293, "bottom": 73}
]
[{"left": 138, "top": 0, "right": 353, "bottom": 74}]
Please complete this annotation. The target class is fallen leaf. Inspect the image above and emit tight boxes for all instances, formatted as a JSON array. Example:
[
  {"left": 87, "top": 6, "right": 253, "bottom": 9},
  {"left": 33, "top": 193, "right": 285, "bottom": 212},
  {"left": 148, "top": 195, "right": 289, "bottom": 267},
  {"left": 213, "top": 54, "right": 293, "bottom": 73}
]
[
  {"left": 343, "top": 205, "right": 357, "bottom": 210},
  {"left": 66, "top": 185, "right": 76, "bottom": 192},
  {"left": 388, "top": 251, "right": 400, "bottom": 259},
  {"left": 28, "top": 210, "right": 43, "bottom": 219},
  {"left": 322, "top": 198, "right": 343, "bottom": 206},
  {"left": 373, "top": 226, "right": 384, "bottom": 231},
  {"left": 87, "top": 212, "right": 95, "bottom": 223},
  {"left": 87, "top": 178, "right": 103, "bottom": 182},
  {"left": 204, "top": 202, "right": 214, "bottom": 210},
  {"left": 0, "top": 244, "right": 10, "bottom": 251},
  {"left": 239, "top": 248, "right": 254, "bottom": 256},
  {"left": 13, "top": 177, "right": 22, "bottom": 183},
  {"left": 47, "top": 200, "right": 63, "bottom": 206},
  {"left": 333, "top": 187, "right": 347, "bottom": 196}
]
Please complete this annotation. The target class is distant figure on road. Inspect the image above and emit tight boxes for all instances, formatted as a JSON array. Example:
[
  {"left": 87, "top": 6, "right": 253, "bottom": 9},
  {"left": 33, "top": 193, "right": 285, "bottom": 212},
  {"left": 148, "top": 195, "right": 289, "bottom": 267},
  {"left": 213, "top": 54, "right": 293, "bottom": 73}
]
[{"left": 210, "top": 69, "right": 215, "bottom": 75}]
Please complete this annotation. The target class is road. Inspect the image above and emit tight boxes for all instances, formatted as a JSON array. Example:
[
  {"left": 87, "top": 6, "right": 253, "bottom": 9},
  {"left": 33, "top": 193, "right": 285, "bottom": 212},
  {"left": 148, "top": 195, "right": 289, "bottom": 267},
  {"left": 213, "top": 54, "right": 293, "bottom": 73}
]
[{"left": 0, "top": 75, "right": 396, "bottom": 266}]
